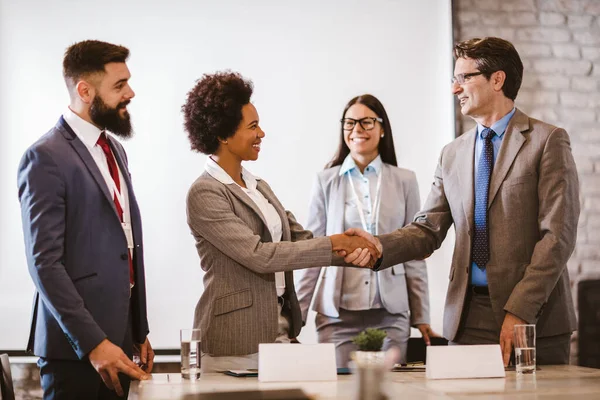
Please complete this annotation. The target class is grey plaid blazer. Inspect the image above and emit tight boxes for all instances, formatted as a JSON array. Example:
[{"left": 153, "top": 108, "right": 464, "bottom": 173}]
[{"left": 186, "top": 171, "right": 334, "bottom": 356}]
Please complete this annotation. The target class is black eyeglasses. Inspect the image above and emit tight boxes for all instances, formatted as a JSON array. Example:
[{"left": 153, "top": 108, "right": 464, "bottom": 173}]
[
  {"left": 340, "top": 117, "right": 383, "bottom": 131},
  {"left": 451, "top": 71, "right": 483, "bottom": 84}
]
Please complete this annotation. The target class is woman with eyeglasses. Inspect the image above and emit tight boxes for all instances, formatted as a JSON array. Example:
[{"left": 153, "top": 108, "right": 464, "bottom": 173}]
[{"left": 296, "top": 94, "right": 439, "bottom": 367}]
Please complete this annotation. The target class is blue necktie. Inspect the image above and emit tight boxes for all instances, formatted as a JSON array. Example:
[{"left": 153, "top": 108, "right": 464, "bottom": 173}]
[{"left": 472, "top": 128, "right": 494, "bottom": 270}]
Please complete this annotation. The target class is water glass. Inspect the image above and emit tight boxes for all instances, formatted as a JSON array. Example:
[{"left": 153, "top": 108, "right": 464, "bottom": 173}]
[
  {"left": 350, "top": 351, "right": 389, "bottom": 400},
  {"left": 514, "top": 324, "right": 536, "bottom": 374},
  {"left": 180, "top": 328, "right": 201, "bottom": 379}
]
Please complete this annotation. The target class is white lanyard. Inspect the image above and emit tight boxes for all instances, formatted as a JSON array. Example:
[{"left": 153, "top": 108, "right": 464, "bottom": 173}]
[{"left": 347, "top": 169, "right": 383, "bottom": 235}]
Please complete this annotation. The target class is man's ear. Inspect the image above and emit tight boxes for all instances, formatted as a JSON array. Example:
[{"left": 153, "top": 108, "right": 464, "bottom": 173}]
[
  {"left": 76, "top": 79, "right": 95, "bottom": 104},
  {"left": 491, "top": 70, "right": 506, "bottom": 93}
]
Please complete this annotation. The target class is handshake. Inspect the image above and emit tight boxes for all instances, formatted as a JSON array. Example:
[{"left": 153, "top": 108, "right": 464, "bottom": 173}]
[{"left": 330, "top": 228, "right": 382, "bottom": 269}]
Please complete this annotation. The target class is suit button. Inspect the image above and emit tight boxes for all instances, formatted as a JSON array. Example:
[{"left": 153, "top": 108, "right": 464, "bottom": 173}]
[{"left": 121, "top": 253, "right": 128, "bottom": 260}]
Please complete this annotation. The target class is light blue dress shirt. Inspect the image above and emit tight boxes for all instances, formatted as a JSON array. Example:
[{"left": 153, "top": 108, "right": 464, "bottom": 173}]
[
  {"left": 339, "top": 155, "right": 383, "bottom": 235},
  {"left": 471, "top": 108, "right": 516, "bottom": 287},
  {"left": 339, "top": 155, "right": 384, "bottom": 309}
]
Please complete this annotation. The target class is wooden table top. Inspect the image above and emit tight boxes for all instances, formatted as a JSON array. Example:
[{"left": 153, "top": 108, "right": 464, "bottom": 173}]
[{"left": 129, "top": 365, "right": 600, "bottom": 399}]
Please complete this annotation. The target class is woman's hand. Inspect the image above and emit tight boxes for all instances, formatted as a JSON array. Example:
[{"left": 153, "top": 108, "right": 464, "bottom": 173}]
[{"left": 415, "top": 324, "right": 440, "bottom": 346}]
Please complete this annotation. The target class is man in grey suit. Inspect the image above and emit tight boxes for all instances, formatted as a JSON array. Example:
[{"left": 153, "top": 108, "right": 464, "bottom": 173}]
[
  {"left": 348, "top": 37, "right": 579, "bottom": 366},
  {"left": 18, "top": 40, "right": 153, "bottom": 399}
]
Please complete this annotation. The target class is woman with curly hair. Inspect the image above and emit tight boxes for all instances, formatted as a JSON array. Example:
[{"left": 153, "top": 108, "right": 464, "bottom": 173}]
[{"left": 182, "top": 71, "right": 380, "bottom": 372}]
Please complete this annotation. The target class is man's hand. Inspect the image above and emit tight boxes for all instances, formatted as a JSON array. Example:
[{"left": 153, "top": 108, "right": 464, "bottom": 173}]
[
  {"left": 133, "top": 337, "right": 155, "bottom": 373},
  {"left": 499, "top": 312, "right": 527, "bottom": 367},
  {"left": 340, "top": 228, "right": 382, "bottom": 266},
  {"left": 88, "top": 339, "right": 149, "bottom": 397},
  {"left": 415, "top": 324, "right": 440, "bottom": 346},
  {"left": 330, "top": 233, "right": 380, "bottom": 267}
]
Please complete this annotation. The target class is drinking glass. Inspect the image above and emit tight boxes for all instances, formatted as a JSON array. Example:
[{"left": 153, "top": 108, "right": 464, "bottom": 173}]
[
  {"left": 180, "top": 328, "right": 201, "bottom": 379},
  {"left": 514, "top": 324, "right": 536, "bottom": 374}
]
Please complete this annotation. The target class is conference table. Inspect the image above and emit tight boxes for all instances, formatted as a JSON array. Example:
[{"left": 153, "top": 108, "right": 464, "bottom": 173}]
[{"left": 129, "top": 365, "right": 600, "bottom": 399}]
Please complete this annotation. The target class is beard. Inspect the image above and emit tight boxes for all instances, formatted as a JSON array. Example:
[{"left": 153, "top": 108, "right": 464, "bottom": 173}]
[{"left": 89, "top": 95, "right": 133, "bottom": 138}]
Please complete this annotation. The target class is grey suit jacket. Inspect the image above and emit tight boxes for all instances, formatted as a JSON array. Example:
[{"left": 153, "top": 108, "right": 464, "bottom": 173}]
[
  {"left": 186, "top": 172, "right": 335, "bottom": 356},
  {"left": 296, "top": 164, "right": 430, "bottom": 324},
  {"left": 17, "top": 117, "right": 149, "bottom": 360},
  {"left": 375, "top": 109, "right": 579, "bottom": 341}
]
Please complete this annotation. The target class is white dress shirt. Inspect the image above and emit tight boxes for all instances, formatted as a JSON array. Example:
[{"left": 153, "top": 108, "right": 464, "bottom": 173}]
[
  {"left": 339, "top": 155, "right": 383, "bottom": 310},
  {"left": 63, "top": 108, "right": 132, "bottom": 249},
  {"left": 204, "top": 157, "right": 285, "bottom": 296}
]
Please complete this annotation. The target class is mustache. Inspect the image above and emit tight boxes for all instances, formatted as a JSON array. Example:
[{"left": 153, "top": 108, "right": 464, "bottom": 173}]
[{"left": 117, "top": 100, "right": 131, "bottom": 109}]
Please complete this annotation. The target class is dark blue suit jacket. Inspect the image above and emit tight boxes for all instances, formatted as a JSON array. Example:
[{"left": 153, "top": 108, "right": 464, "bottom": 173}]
[{"left": 18, "top": 117, "right": 149, "bottom": 360}]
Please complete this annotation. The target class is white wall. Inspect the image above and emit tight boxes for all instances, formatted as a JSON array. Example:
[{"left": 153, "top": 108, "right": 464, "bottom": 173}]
[{"left": 0, "top": 0, "right": 455, "bottom": 349}]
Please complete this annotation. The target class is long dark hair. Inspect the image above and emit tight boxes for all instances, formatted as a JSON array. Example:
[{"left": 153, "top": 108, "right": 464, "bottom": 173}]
[{"left": 326, "top": 94, "right": 398, "bottom": 169}]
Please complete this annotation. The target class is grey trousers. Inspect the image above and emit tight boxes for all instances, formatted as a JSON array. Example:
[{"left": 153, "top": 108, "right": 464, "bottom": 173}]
[
  {"left": 450, "top": 291, "right": 571, "bottom": 365},
  {"left": 315, "top": 308, "right": 410, "bottom": 368}
]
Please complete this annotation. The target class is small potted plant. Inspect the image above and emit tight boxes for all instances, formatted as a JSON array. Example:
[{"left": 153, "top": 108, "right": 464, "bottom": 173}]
[
  {"left": 351, "top": 328, "right": 387, "bottom": 366},
  {"left": 351, "top": 328, "right": 388, "bottom": 399}
]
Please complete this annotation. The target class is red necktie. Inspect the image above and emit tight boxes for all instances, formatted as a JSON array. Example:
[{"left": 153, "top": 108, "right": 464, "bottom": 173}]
[{"left": 97, "top": 132, "right": 134, "bottom": 286}]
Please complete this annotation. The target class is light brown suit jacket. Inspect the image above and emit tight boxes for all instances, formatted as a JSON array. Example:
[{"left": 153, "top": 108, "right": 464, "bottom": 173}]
[
  {"left": 186, "top": 172, "right": 334, "bottom": 356},
  {"left": 376, "top": 109, "right": 579, "bottom": 341}
]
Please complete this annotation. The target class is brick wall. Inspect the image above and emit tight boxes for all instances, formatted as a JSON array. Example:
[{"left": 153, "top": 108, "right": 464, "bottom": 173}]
[{"left": 453, "top": 0, "right": 600, "bottom": 364}]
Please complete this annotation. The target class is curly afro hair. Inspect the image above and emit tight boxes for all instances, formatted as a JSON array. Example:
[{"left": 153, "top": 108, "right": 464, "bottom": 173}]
[{"left": 182, "top": 71, "right": 254, "bottom": 154}]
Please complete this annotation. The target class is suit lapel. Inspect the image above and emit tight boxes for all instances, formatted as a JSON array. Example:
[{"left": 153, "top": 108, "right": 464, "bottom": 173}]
[
  {"left": 327, "top": 169, "right": 349, "bottom": 290},
  {"left": 377, "top": 164, "right": 389, "bottom": 235},
  {"left": 457, "top": 127, "right": 477, "bottom": 235},
  {"left": 487, "top": 109, "right": 529, "bottom": 208},
  {"left": 253, "top": 182, "right": 295, "bottom": 295},
  {"left": 227, "top": 183, "right": 272, "bottom": 240},
  {"left": 109, "top": 136, "right": 143, "bottom": 239},
  {"left": 328, "top": 172, "right": 346, "bottom": 235},
  {"left": 58, "top": 118, "right": 119, "bottom": 218},
  {"left": 109, "top": 137, "right": 136, "bottom": 206}
]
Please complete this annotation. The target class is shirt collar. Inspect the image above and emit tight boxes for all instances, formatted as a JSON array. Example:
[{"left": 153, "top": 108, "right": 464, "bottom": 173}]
[
  {"left": 63, "top": 107, "right": 103, "bottom": 150},
  {"left": 204, "top": 156, "right": 260, "bottom": 190},
  {"left": 339, "top": 154, "right": 383, "bottom": 176},
  {"left": 476, "top": 107, "right": 516, "bottom": 139}
]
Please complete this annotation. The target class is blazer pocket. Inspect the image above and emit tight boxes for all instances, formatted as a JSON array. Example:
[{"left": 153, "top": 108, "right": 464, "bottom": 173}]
[
  {"left": 391, "top": 264, "right": 405, "bottom": 275},
  {"left": 213, "top": 288, "right": 253, "bottom": 316}
]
